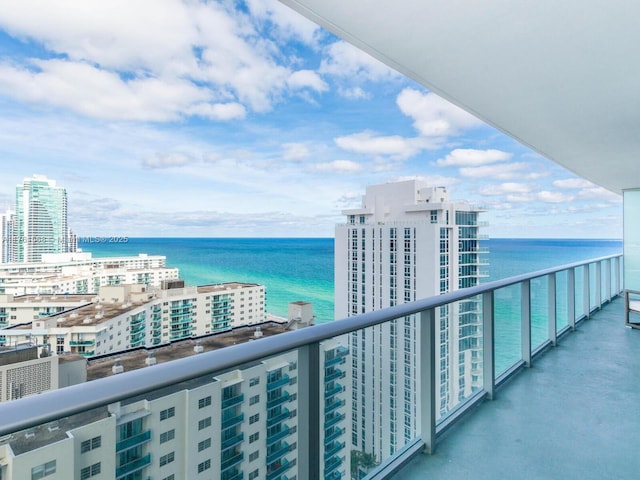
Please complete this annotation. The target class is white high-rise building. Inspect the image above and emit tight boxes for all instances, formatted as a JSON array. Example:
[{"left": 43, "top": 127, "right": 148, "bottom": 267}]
[
  {"left": 0, "top": 210, "right": 15, "bottom": 264},
  {"left": 14, "top": 175, "right": 73, "bottom": 263},
  {"left": 335, "top": 180, "right": 486, "bottom": 465}
]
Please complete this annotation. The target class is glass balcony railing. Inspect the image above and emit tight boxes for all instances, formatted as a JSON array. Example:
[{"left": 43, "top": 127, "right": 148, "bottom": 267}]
[
  {"left": 116, "top": 430, "right": 151, "bottom": 452},
  {"left": 0, "top": 254, "right": 622, "bottom": 480}
]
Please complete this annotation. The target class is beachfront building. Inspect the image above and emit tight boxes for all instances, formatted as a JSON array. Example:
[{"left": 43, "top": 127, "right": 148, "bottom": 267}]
[
  {"left": 0, "top": 252, "right": 179, "bottom": 295},
  {"left": 12, "top": 175, "right": 76, "bottom": 263},
  {"left": 0, "top": 335, "right": 350, "bottom": 480},
  {"left": 0, "top": 282, "right": 267, "bottom": 355},
  {"left": 335, "top": 180, "right": 486, "bottom": 463},
  {"left": 0, "top": 210, "right": 15, "bottom": 264}
]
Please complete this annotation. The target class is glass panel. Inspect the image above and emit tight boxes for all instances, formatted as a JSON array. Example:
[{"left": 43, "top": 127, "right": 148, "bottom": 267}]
[
  {"left": 530, "top": 277, "right": 549, "bottom": 350},
  {"left": 555, "top": 270, "right": 569, "bottom": 330},
  {"left": 624, "top": 189, "right": 640, "bottom": 290},
  {"left": 436, "top": 297, "right": 484, "bottom": 424},
  {"left": 494, "top": 284, "right": 522, "bottom": 375}
]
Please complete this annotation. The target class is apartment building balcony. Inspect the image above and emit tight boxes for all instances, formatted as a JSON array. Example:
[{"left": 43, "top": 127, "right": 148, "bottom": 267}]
[
  {"left": 221, "top": 393, "right": 244, "bottom": 409},
  {"left": 116, "top": 430, "right": 151, "bottom": 452},
  {"left": 267, "top": 374, "right": 290, "bottom": 391},
  {"left": 221, "top": 451, "right": 244, "bottom": 471},
  {"left": 0, "top": 254, "right": 627, "bottom": 480},
  {"left": 267, "top": 391, "right": 291, "bottom": 409},
  {"left": 115, "top": 453, "right": 151, "bottom": 478},
  {"left": 221, "top": 432, "right": 244, "bottom": 450},
  {"left": 69, "top": 339, "right": 95, "bottom": 347}
]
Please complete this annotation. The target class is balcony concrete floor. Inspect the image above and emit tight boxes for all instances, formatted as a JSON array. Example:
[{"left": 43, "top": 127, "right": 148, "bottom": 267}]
[{"left": 396, "top": 296, "right": 640, "bottom": 480}]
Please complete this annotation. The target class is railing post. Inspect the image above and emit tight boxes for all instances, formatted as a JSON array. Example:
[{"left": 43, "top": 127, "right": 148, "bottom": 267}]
[
  {"left": 482, "top": 291, "right": 495, "bottom": 400},
  {"left": 298, "top": 342, "right": 321, "bottom": 480},
  {"left": 583, "top": 264, "right": 591, "bottom": 319},
  {"left": 420, "top": 309, "right": 436, "bottom": 454},
  {"left": 615, "top": 256, "right": 621, "bottom": 295},
  {"left": 521, "top": 280, "right": 531, "bottom": 367},
  {"left": 568, "top": 268, "right": 576, "bottom": 330},
  {"left": 605, "top": 258, "right": 612, "bottom": 302},
  {"left": 548, "top": 273, "right": 557, "bottom": 346},
  {"left": 596, "top": 261, "right": 602, "bottom": 309}
]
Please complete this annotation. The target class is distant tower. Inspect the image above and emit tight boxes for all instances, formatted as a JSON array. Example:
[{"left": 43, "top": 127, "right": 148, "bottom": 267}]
[
  {"left": 335, "top": 179, "right": 486, "bottom": 463},
  {"left": 0, "top": 210, "right": 15, "bottom": 263},
  {"left": 14, "top": 175, "right": 69, "bottom": 262}
]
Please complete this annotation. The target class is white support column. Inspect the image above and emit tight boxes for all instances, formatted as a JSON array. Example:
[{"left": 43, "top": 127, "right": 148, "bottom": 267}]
[
  {"left": 482, "top": 291, "right": 495, "bottom": 400},
  {"left": 419, "top": 309, "right": 436, "bottom": 454},
  {"left": 298, "top": 342, "right": 320, "bottom": 479}
]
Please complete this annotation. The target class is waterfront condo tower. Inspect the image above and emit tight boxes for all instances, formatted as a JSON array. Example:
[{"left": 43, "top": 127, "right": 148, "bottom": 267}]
[
  {"left": 335, "top": 179, "right": 486, "bottom": 464},
  {"left": 14, "top": 175, "right": 72, "bottom": 263}
]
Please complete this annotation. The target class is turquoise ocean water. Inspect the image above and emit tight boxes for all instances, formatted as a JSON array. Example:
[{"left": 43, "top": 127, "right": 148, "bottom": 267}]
[
  {"left": 80, "top": 237, "right": 622, "bottom": 373},
  {"left": 80, "top": 237, "right": 622, "bottom": 324}
]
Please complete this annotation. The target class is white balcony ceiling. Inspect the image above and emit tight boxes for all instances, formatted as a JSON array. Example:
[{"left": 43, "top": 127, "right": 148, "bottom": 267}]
[{"left": 280, "top": 0, "right": 640, "bottom": 194}]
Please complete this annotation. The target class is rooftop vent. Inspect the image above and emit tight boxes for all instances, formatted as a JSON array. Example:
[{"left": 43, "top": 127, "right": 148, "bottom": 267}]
[
  {"left": 194, "top": 340, "right": 204, "bottom": 354},
  {"left": 112, "top": 359, "right": 124, "bottom": 375},
  {"left": 145, "top": 351, "right": 157, "bottom": 366}
]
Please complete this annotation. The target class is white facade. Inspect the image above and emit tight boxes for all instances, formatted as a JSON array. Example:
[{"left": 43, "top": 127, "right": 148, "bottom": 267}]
[
  {"left": 0, "top": 253, "right": 179, "bottom": 296},
  {"left": 0, "top": 282, "right": 267, "bottom": 357},
  {"left": 335, "top": 180, "right": 486, "bottom": 463},
  {"left": 0, "top": 346, "right": 58, "bottom": 402},
  {"left": 0, "top": 340, "right": 350, "bottom": 480}
]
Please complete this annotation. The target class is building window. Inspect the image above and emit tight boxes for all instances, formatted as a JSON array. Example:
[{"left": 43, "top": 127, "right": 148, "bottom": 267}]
[
  {"left": 160, "top": 429, "right": 175, "bottom": 444},
  {"left": 162, "top": 475, "right": 175, "bottom": 480},
  {"left": 80, "top": 436, "right": 101, "bottom": 453},
  {"left": 80, "top": 462, "right": 101, "bottom": 480},
  {"left": 249, "top": 432, "right": 260, "bottom": 443},
  {"left": 249, "top": 377, "right": 260, "bottom": 386},
  {"left": 198, "top": 459, "right": 211, "bottom": 473},
  {"left": 159, "top": 452, "right": 175, "bottom": 467},
  {"left": 249, "top": 413, "right": 259, "bottom": 424},
  {"left": 198, "top": 396, "right": 211, "bottom": 408},
  {"left": 249, "top": 470, "right": 260, "bottom": 480},
  {"left": 249, "top": 450, "right": 259, "bottom": 462},
  {"left": 198, "top": 417, "right": 212, "bottom": 430},
  {"left": 160, "top": 407, "right": 175, "bottom": 421},
  {"left": 198, "top": 438, "right": 211, "bottom": 452},
  {"left": 250, "top": 394, "right": 260, "bottom": 405},
  {"left": 31, "top": 460, "right": 56, "bottom": 480}
]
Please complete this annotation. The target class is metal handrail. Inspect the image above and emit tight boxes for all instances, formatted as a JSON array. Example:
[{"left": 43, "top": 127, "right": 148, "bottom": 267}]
[{"left": 0, "top": 253, "right": 622, "bottom": 437}]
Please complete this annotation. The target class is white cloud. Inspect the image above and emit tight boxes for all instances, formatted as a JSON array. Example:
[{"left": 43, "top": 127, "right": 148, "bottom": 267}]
[
  {"left": 313, "top": 160, "right": 362, "bottom": 173},
  {"left": 282, "top": 143, "right": 310, "bottom": 161},
  {"left": 319, "top": 41, "right": 399, "bottom": 82},
  {"left": 142, "top": 153, "right": 196, "bottom": 169},
  {"left": 337, "top": 86, "right": 370, "bottom": 100},
  {"left": 552, "top": 178, "right": 594, "bottom": 189},
  {"left": 244, "top": 0, "right": 322, "bottom": 46},
  {"left": 287, "top": 70, "right": 328, "bottom": 93},
  {"left": 187, "top": 102, "right": 247, "bottom": 120},
  {"left": 479, "top": 183, "right": 532, "bottom": 195},
  {"left": 334, "top": 130, "right": 432, "bottom": 159},
  {"left": 0, "top": 0, "right": 313, "bottom": 119},
  {"left": 397, "top": 88, "right": 483, "bottom": 137},
  {"left": 576, "top": 186, "right": 621, "bottom": 203},
  {"left": 437, "top": 148, "right": 512, "bottom": 167},
  {"left": 460, "top": 162, "right": 547, "bottom": 180},
  {"left": 536, "top": 190, "right": 574, "bottom": 203},
  {"left": 394, "top": 175, "right": 459, "bottom": 187}
]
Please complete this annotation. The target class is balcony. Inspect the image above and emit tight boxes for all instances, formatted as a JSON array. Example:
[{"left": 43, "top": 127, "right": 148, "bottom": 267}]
[
  {"left": 0, "top": 255, "right": 628, "bottom": 480},
  {"left": 221, "top": 451, "right": 244, "bottom": 471},
  {"left": 267, "top": 425, "right": 291, "bottom": 446},
  {"left": 267, "top": 374, "right": 290, "bottom": 391},
  {"left": 267, "top": 391, "right": 291, "bottom": 409},
  {"left": 116, "top": 430, "right": 151, "bottom": 452},
  {"left": 221, "top": 393, "right": 244, "bottom": 409},
  {"left": 115, "top": 453, "right": 151, "bottom": 478},
  {"left": 221, "top": 432, "right": 244, "bottom": 450},
  {"left": 69, "top": 339, "right": 95, "bottom": 346},
  {"left": 267, "top": 408, "right": 290, "bottom": 427}
]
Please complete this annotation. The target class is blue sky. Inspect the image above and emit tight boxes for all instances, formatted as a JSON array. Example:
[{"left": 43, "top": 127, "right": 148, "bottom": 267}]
[{"left": 0, "top": 0, "right": 622, "bottom": 238}]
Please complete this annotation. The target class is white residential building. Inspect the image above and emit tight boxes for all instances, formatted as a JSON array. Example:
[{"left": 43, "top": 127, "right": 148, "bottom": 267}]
[
  {"left": 335, "top": 180, "right": 486, "bottom": 463},
  {"left": 0, "top": 336, "right": 350, "bottom": 480},
  {"left": 0, "top": 282, "right": 267, "bottom": 356},
  {"left": 0, "top": 252, "right": 179, "bottom": 296}
]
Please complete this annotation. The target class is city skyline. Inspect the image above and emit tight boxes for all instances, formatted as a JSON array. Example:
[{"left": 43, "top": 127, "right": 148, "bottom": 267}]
[{"left": 0, "top": 1, "right": 622, "bottom": 239}]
